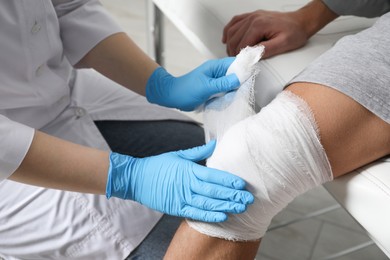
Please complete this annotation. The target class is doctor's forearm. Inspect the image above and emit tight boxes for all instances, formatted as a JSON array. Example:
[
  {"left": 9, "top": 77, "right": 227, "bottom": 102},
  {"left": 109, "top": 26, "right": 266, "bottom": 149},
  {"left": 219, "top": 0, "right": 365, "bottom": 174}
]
[
  {"left": 76, "top": 32, "right": 159, "bottom": 96},
  {"left": 9, "top": 131, "right": 109, "bottom": 195}
]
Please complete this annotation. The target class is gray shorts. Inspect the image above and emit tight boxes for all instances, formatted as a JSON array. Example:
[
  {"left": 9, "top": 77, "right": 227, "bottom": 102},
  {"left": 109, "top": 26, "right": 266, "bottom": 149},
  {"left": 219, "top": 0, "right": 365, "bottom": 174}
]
[{"left": 291, "top": 12, "right": 390, "bottom": 124}]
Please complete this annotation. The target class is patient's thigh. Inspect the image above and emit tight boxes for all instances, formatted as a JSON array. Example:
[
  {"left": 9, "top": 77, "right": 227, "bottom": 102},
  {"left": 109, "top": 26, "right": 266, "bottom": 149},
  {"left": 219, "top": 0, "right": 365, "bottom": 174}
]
[{"left": 288, "top": 83, "right": 390, "bottom": 177}]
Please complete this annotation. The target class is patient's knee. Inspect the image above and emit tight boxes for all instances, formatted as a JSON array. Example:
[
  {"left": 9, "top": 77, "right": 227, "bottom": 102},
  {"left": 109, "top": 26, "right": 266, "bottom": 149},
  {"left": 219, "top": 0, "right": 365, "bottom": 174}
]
[{"left": 187, "top": 91, "right": 333, "bottom": 241}]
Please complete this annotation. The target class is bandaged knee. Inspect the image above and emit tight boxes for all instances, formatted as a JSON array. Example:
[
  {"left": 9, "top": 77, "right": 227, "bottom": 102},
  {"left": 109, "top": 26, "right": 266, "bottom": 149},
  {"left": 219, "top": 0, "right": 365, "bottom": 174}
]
[{"left": 188, "top": 47, "right": 333, "bottom": 241}]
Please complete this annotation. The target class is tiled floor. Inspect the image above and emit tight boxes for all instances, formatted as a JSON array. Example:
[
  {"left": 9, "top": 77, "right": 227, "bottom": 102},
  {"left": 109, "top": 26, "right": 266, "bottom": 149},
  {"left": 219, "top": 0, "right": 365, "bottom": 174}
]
[{"left": 101, "top": 1, "right": 388, "bottom": 259}]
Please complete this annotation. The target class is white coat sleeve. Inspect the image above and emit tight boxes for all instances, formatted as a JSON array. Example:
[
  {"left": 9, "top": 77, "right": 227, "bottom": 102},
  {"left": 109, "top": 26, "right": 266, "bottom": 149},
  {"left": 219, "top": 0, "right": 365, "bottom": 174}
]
[
  {"left": 321, "top": 0, "right": 390, "bottom": 17},
  {"left": 52, "top": 0, "right": 124, "bottom": 65},
  {"left": 0, "top": 115, "right": 34, "bottom": 181}
]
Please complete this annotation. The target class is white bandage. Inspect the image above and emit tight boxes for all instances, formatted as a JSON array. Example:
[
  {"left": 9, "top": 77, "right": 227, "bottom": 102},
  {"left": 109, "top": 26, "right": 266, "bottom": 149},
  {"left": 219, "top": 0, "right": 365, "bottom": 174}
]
[
  {"left": 187, "top": 91, "right": 333, "bottom": 241},
  {"left": 203, "top": 45, "right": 264, "bottom": 141}
]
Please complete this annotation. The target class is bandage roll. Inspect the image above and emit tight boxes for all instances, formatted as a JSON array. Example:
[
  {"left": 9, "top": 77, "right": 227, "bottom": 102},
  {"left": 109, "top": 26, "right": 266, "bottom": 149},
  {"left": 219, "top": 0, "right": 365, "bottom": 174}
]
[
  {"left": 203, "top": 45, "right": 264, "bottom": 142},
  {"left": 187, "top": 91, "right": 333, "bottom": 241}
]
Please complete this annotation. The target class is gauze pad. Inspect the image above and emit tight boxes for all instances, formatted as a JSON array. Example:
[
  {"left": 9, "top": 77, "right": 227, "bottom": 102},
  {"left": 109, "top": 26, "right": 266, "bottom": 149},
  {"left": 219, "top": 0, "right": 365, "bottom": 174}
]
[
  {"left": 203, "top": 45, "right": 264, "bottom": 141},
  {"left": 187, "top": 91, "right": 333, "bottom": 241}
]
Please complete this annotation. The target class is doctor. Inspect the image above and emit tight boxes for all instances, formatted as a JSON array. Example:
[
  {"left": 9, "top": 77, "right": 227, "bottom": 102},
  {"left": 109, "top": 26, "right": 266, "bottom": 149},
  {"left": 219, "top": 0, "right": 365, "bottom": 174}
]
[{"left": 0, "top": 1, "right": 254, "bottom": 259}]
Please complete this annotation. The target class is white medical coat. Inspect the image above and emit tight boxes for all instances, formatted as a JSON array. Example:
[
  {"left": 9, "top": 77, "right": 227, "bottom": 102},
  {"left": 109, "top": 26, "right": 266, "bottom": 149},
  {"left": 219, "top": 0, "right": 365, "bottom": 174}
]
[{"left": 0, "top": 1, "right": 189, "bottom": 259}]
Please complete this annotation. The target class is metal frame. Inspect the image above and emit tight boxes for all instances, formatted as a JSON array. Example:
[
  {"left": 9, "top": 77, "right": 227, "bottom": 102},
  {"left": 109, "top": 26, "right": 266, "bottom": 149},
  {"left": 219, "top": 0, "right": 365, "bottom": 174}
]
[{"left": 146, "top": 0, "right": 165, "bottom": 66}]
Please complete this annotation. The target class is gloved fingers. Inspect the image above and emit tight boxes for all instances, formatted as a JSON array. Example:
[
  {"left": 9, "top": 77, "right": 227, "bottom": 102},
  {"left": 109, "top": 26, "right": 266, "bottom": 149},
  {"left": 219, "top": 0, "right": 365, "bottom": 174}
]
[
  {"left": 192, "top": 177, "right": 254, "bottom": 205},
  {"left": 175, "top": 140, "right": 216, "bottom": 162},
  {"left": 201, "top": 57, "right": 235, "bottom": 78},
  {"left": 190, "top": 194, "right": 247, "bottom": 214},
  {"left": 180, "top": 205, "right": 228, "bottom": 223},
  {"left": 208, "top": 73, "right": 240, "bottom": 94},
  {"left": 192, "top": 163, "right": 247, "bottom": 190}
]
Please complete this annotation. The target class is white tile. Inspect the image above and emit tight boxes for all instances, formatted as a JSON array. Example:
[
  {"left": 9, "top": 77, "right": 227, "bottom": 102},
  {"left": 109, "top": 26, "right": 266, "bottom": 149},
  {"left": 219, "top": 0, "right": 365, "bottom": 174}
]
[
  {"left": 338, "top": 244, "right": 389, "bottom": 260},
  {"left": 268, "top": 208, "right": 302, "bottom": 230},
  {"left": 286, "top": 186, "right": 337, "bottom": 215},
  {"left": 311, "top": 222, "right": 373, "bottom": 259},
  {"left": 315, "top": 207, "right": 367, "bottom": 234},
  {"left": 258, "top": 218, "right": 323, "bottom": 260}
]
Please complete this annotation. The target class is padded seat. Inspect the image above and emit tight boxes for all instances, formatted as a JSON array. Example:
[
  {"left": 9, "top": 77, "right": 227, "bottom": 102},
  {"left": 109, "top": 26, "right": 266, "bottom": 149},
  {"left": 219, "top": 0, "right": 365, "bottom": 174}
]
[{"left": 148, "top": 0, "right": 390, "bottom": 257}]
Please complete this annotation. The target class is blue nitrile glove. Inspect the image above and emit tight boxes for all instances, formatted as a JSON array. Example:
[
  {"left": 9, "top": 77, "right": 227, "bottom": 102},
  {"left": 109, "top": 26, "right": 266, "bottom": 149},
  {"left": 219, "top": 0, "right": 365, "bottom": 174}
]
[
  {"left": 106, "top": 140, "right": 254, "bottom": 222},
  {"left": 146, "top": 57, "right": 240, "bottom": 111}
]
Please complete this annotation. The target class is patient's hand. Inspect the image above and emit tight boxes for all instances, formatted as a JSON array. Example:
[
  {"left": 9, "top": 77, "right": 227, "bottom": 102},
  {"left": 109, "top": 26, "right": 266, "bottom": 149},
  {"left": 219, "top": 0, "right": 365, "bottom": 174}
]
[
  {"left": 222, "top": 0, "right": 338, "bottom": 58},
  {"left": 222, "top": 9, "right": 309, "bottom": 58}
]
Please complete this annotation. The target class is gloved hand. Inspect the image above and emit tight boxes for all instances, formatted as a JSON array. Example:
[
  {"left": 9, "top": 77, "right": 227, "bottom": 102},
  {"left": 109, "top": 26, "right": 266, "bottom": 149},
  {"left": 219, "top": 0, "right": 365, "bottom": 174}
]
[
  {"left": 146, "top": 57, "right": 240, "bottom": 111},
  {"left": 106, "top": 140, "right": 254, "bottom": 222}
]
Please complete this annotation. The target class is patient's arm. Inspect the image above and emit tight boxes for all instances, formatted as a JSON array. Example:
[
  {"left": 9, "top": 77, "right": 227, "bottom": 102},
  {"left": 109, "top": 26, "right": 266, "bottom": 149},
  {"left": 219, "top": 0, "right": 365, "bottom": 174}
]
[{"left": 164, "top": 83, "right": 390, "bottom": 260}]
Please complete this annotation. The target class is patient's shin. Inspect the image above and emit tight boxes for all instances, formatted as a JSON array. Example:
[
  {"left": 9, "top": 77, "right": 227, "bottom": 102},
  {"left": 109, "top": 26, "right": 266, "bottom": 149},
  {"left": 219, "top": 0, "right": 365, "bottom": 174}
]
[{"left": 187, "top": 91, "right": 333, "bottom": 241}]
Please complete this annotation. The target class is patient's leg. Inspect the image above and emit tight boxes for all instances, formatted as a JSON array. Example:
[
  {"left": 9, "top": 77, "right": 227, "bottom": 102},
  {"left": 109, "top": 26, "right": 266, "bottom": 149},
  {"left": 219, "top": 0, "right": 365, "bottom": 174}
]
[{"left": 164, "top": 83, "right": 390, "bottom": 259}]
